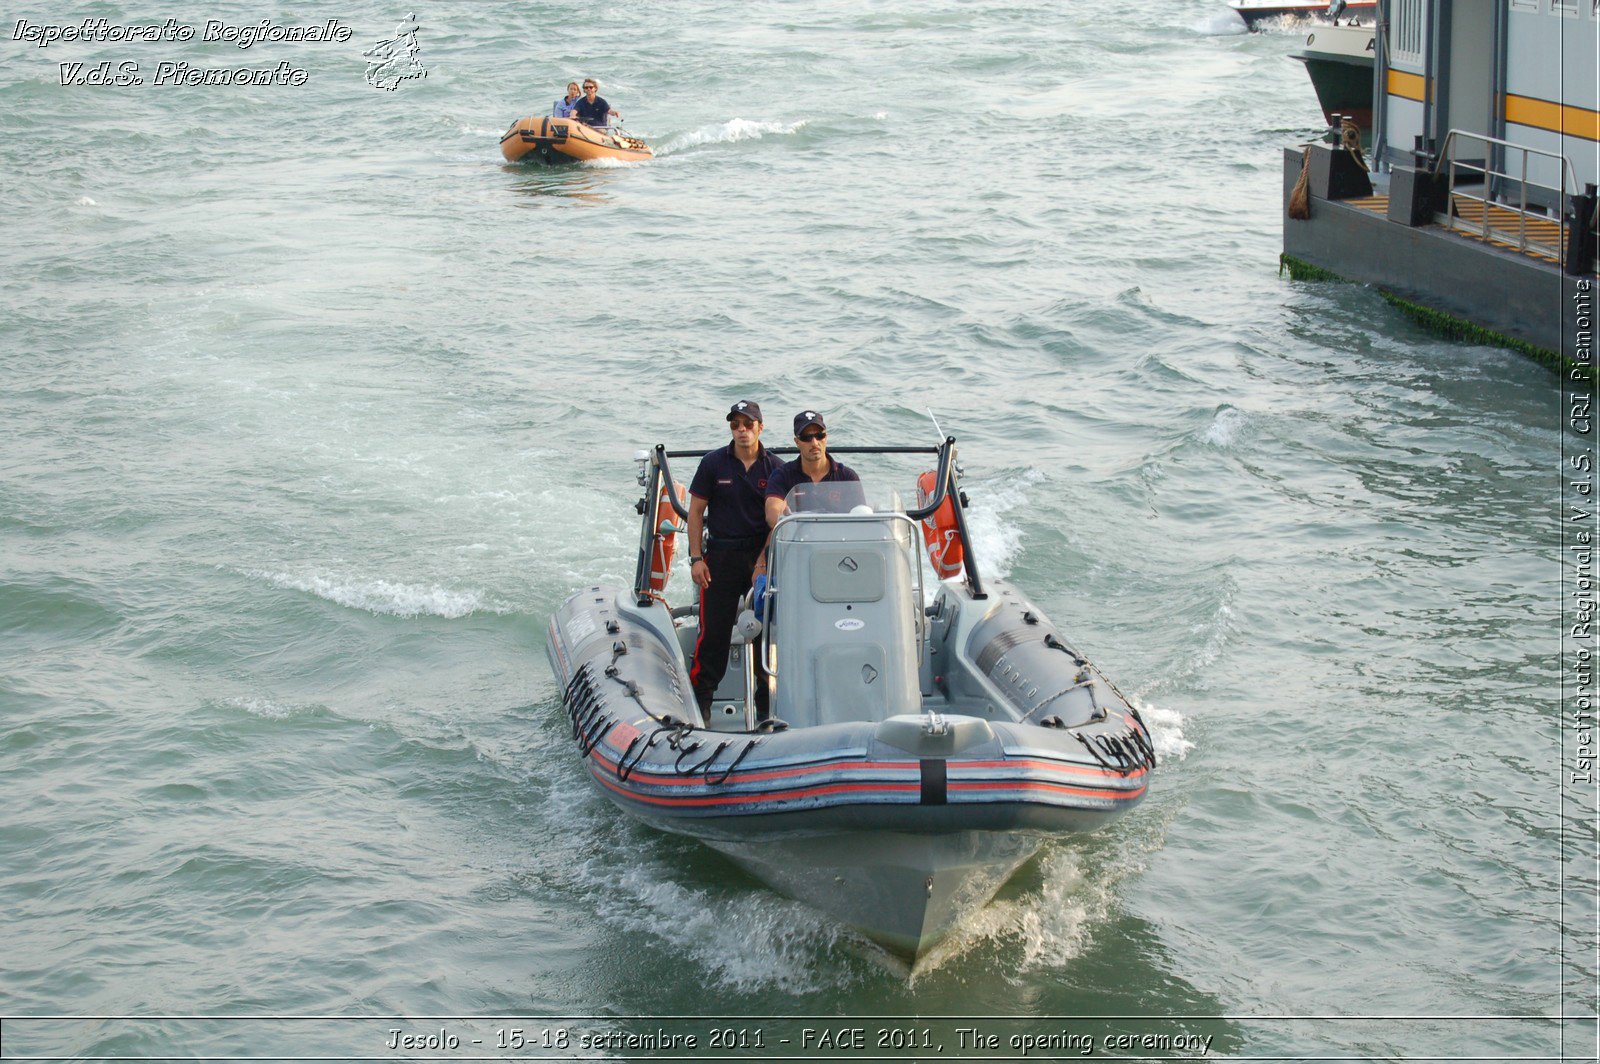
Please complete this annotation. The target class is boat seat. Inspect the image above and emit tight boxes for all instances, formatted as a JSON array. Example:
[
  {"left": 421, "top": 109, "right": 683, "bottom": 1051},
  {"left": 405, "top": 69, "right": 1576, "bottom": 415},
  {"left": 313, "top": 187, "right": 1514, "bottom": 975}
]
[{"left": 769, "top": 518, "right": 921, "bottom": 728}]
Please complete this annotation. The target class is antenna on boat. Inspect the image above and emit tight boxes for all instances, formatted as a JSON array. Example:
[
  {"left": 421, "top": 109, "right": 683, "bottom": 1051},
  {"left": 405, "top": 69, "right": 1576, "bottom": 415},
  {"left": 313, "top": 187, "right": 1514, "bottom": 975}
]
[{"left": 927, "top": 409, "right": 961, "bottom": 478}]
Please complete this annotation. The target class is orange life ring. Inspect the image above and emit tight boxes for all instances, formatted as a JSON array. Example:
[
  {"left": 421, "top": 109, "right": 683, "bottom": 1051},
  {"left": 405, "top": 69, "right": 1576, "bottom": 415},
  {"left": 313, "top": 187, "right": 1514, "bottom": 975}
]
[
  {"left": 916, "top": 470, "right": 964, "bottom": 579},
  {"left": 648, "top": 484, "right": 688, "bottom": 596}
]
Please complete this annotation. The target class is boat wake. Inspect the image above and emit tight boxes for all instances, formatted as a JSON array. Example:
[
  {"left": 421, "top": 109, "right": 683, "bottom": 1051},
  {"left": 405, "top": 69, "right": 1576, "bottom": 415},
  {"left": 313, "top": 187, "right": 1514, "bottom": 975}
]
[
  {"left": 961, "top": 467, "right": 1044, "bottom": 581},
  {"left": 603, "top": 862, "right": 863, "bottom": 993},
  {"left": 1131, "top": 697, "right": 1196, "bottom": 763},
  {"left": 1190, "top": 11, "right": 1248, "bottom": 35},
  {"left": 912, "top": 848, "right": 1100, "bottom": 980},
  {"left": 219, "top": 695, "right": 323, "bottom": 720},
  {"left": 524, "top": 747, "right": 870, "bottom": 992},
  {"left": 249, "top": 568, "right": 504, "bottom": 619},
  {"left": 910, "top": 699, "right": 1193, "bottom": 982},
  {"left": 653, "top": 118, "right": 809, "bottom": 156}
]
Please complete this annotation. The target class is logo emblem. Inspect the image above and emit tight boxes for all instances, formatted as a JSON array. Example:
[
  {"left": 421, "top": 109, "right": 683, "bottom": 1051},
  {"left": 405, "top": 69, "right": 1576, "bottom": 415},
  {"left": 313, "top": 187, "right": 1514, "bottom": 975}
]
[
  {"left": 834, "top": 618, "right": 865, "bottom": 631},
  {"left": 363, "top": 13, "right": 427, "bottom": 90}
]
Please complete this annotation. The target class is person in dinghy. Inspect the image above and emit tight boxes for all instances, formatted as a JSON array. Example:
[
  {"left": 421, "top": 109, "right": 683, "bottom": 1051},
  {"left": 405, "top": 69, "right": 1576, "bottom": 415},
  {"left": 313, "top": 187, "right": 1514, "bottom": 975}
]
[{"left": 574, "top": 78, "right": 618, "bottom": 128}]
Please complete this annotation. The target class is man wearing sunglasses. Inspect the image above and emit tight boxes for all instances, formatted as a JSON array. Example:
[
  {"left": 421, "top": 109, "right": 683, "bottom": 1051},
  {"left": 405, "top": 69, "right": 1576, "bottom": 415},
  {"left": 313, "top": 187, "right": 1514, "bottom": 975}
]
[
  {"left": 574, "top": 78, "right": 618, "bottom": 129},
  {"left": 758, "top": 411, "right": 862, "bottom": 580},
  {"left": 686, "top": 400, "right": 783, "bottom": 715}
]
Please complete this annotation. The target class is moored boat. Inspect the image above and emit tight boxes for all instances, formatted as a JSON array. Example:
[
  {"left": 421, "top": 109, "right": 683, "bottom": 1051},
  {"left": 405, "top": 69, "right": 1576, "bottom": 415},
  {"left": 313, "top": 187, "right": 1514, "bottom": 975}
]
[
  {"left": 545, "top": 437, "right": 1155, "bottom": 962},
  {"left": 1290, "top": 21, "right": 1375, "bottom": 133},
  {"left": 499, "top": 115, "right": 652, "bottom": 165},
  {"left": 1228, "top": 0, "right": 1375, "bottom": 30}
]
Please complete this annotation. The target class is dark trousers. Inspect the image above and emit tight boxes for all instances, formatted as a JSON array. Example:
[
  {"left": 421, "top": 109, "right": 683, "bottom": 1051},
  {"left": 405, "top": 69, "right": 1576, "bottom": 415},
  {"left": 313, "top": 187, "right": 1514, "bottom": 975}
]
[{"left": 689, "top": 545, "right": 768, "bottom": 714}]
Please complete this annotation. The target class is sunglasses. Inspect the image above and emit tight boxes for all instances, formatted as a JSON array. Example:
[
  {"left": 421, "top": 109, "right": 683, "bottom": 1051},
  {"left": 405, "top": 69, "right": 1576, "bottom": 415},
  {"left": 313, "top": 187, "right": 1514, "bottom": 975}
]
[
  {"left": 798, "top": 432, "right": 826, "bottom": 442},
  {"left": 729, "top": 418, "right": 757, "bottom": 430}
]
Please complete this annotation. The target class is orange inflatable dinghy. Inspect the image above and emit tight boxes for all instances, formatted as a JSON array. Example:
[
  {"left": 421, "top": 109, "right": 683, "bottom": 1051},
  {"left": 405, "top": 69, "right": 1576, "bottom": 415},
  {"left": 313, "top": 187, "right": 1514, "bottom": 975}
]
[{"left": 499, "top": 116, "right": 652, "bottom": 165}]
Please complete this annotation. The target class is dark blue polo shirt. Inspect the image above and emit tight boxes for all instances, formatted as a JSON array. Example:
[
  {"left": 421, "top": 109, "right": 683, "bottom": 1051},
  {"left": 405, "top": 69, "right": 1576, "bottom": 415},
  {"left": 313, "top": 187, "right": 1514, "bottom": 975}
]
[
  {"left": 575, "top": 94, "right": 611, "bottom": 127},
  {"left": 765, "top": 457, "right": 863, "bottom": 513},
  {"left": 689, "top": 444, "right": 783, "bottom": 545}
]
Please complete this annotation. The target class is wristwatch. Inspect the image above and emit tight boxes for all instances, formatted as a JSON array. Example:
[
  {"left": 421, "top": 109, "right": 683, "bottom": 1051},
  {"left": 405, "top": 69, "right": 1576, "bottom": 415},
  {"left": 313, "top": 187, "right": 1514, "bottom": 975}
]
[{"left": 689, "top": 555, "right": 703, "bottom": 563}]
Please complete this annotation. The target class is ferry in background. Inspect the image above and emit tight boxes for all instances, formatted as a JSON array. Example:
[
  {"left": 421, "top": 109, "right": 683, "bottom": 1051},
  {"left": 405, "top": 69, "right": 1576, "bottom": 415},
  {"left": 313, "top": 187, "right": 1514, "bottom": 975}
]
[
  {"left": 1229, "top": 0, "right": 1376, "bottom": 29},
  {"left": 1280, "top": 0, "right": 1598, "bottom": 379},
  {"left": 1290, "top": 21, "right": 1376, "bottom": 131}
]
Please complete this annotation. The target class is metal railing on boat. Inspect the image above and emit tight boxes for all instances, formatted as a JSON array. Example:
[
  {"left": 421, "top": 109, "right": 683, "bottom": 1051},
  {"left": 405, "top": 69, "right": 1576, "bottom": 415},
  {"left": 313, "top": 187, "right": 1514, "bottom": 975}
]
[{"left": 1435, "top": 129, "right": 1580, "bottom": 265}]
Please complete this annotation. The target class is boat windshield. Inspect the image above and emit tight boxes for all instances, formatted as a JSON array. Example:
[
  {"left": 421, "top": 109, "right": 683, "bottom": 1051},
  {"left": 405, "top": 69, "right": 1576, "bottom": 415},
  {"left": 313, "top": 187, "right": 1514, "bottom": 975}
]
[{"left": 779, "top": 481, "right": 903, "bottom": 517}]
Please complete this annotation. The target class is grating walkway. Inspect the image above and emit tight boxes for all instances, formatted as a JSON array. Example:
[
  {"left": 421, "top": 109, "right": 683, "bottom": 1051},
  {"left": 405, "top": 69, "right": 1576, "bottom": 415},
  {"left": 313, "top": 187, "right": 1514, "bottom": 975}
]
[
  {"left": 1446, "top": 194, "right": 1565, "bottom": 265},
  {"left": 1345, "top": 195, "right": 1388, "bottom": 215},
  {"left": 1333, "top": 190, "right": 1589, "bottom": 272}
]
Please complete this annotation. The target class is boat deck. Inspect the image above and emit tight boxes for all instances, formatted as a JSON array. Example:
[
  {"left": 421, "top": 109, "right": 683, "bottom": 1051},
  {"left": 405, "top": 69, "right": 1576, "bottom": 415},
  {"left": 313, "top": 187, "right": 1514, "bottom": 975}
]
[
  {"left": 1280, "top": 145, "right": 1591, "bottom": 374},
  {"left": 1342, "top": 193, "right": 1589, "bottom": 274}
]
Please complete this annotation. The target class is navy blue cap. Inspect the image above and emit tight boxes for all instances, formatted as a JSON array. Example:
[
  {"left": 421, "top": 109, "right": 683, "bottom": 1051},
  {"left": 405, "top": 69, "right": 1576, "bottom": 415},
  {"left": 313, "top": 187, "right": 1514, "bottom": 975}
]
[
  {"left": 793, "top": 410, "right": 826, "bottom": 435},
  {"left": 727, "top": 400, "right": 762, "bottom": 423}
]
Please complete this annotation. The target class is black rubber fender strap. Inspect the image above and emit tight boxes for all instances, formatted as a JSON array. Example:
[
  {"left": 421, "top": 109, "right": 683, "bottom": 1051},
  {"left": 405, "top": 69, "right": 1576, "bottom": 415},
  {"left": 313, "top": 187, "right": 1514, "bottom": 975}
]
[
  {"left": 615, "top": 732, "right": 648, "bottom": 781},
  {"left": 919, "top": 758, "right": 948, "bottom": 805},
  {"left": 706, "top": 739, "right": 760, "bottom": 786},
  {"left": 1076, "top": 732, "right": 1115, "bottom": 771},
  {"left": 676, "top": 739, "right": 725, "bottom": 776}
]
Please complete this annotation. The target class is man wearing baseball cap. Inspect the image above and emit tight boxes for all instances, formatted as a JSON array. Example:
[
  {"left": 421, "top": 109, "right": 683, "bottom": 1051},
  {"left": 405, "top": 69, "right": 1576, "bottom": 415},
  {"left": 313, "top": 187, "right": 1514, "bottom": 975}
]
[
  {"left": 759, "top": 411, "right": 863, "bottom": 580},
  {"left": 686, "top": 400, "right": 783, "bottom": 715}
]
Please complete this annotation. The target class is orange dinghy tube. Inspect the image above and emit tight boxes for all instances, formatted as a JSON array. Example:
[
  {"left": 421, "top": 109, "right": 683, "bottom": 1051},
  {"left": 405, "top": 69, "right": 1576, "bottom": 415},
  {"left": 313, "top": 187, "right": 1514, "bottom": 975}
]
[
  {"left": 916, "top": 470, "right": 965, "bottom": 579},
  {"left": 499, "top": 116, "right": 653, "bottom": 165},
  {"left": 648, "top": 484, "right": 688, "bottom": 598}
]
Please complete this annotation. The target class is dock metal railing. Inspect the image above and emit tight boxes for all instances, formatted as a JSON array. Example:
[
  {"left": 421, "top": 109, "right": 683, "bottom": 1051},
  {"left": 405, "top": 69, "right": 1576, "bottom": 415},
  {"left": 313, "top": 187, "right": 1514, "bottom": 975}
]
[{"left": 1435, "top": 129, "right": 1579, "bottom": 263}]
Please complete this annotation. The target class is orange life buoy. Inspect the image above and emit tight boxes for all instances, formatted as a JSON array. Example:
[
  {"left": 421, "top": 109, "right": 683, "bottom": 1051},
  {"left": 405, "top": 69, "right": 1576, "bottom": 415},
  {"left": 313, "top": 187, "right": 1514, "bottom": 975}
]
[
  {"left": 648, "top": 484, "right": 688, "bottom": 596},
  {"left": 916, "top": 469, "right": 964, "bottom": 579}
]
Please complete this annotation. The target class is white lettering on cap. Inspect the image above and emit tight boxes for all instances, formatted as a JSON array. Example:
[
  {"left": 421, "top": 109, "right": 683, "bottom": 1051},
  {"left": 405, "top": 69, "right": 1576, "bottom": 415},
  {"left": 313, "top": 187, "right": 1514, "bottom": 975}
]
[
  {"left": 737, "top": 402, "right": 748, "bottom": 409},
  {"left": 805, "top": 411, "right": 816, "bottom": 418}
]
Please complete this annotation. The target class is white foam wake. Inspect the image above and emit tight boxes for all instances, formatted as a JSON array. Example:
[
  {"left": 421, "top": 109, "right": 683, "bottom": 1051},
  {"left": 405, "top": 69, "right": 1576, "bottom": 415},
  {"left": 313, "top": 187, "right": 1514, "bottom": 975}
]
[
  {"left": 654, "top": 118, "right": 808, "bottom": 156},
  {"left": 962, "top": 468, "right": 1043, "bottom": 581},
  {"left": 223, "top": 696, "right": 308, "bottom": 720},
  {"left": 915, "top": 845, "right": 1130, "bottom": 980},
  {"left": 1204, "top": 405, "right": 1247, "bottom": 447},
  {"left": 255, "top": 570, "right": 499, "bottom": 619},
  {"left": 580, "top": 155, "right": 648, "bottom": 169},
  {"left": 606, "top": 863, "right": 853, "bottom": 993},
  {"left": 1131, "top": 697, "right": 1196, "bottom": 762},
  {"left": 1191, "top": 10, "right": 1248, "bottom": 34}
]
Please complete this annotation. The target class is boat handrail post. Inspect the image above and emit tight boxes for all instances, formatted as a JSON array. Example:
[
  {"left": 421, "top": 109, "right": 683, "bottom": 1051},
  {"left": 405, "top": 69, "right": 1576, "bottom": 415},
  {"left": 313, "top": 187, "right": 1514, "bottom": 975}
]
[
  {"left": 653, "top": 444, "right": 693, "bottom": 522},
  {"left": 943, "top": 438, "right": 987, "bottom": 601},
  {"left": 905, "top": 436, "right": 954, "bottom": 522},
  {"left": 632, "top": 448, "right": 666, "bottom": 605},
  {"left": 904, "top": 436, "right": 985, "bottom": 600},
  {"left": 761, "top": 537, "right": 779, "bottom": 681}
]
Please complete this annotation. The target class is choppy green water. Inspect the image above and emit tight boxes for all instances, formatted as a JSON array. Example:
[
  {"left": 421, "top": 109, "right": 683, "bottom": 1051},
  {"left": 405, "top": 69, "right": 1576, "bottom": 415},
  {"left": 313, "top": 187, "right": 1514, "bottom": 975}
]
[{"left": 2, "top": 1, "right": 1595, "bottom": 1061}]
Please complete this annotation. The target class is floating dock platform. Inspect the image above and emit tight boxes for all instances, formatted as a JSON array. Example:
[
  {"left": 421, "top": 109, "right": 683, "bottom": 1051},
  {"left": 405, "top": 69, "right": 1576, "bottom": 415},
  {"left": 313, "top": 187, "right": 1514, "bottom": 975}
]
[{"left": 1281, "top": 144, "right": 1594, "bottom": 382}]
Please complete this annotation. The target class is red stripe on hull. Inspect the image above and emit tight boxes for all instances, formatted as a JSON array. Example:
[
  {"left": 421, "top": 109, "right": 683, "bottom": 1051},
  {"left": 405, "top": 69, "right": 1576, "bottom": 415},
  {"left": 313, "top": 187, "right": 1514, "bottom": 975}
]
[
  {"left": 585, "top": 756, "right": 1147, "bottom": 809},
  {"left": 588, "top": 740, "right": 1147, "bottom": 790},
  {"left": 590, "top": 765, "right": 922, "bottom": 807}
]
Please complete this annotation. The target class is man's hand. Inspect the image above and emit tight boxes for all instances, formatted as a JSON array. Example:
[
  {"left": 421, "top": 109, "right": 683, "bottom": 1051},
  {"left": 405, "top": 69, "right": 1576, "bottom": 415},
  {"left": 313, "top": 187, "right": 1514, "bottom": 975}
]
[{"left": 692, "top": 558, "right": 711, "bottom": 589}]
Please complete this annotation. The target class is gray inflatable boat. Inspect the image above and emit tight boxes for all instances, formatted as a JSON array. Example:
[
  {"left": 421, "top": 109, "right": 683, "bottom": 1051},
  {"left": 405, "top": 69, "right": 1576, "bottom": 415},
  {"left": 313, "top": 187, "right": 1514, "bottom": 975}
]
[{"left": 546, "top": 437, "right": 1154, "bottom": 962}]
